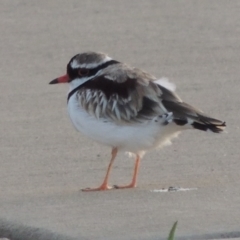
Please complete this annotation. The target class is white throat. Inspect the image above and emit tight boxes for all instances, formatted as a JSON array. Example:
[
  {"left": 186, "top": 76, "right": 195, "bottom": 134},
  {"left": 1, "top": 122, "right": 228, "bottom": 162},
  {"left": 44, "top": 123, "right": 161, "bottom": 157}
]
[{"left": 68, "top": 77, "right": 92, "bottom": 92}]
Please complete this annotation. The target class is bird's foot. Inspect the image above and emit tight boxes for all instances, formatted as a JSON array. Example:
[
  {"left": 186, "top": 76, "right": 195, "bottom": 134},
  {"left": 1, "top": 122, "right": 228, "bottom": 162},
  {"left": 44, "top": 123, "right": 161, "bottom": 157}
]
[
  {"left": 82, "top": 183, "right": 112, "bottom": 192},
  {"left": 113, "top": 183, "right": 136, "bottom": 189}
]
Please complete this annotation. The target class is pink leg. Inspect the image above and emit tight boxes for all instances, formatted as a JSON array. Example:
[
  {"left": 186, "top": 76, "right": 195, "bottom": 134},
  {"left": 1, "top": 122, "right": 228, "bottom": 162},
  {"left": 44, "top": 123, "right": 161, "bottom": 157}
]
[
  {"left": 82, "top": 148, "right": 118, "bottom": 191},
  {"left": 114, "top": 155, "right": 140, "bottom": 189}
]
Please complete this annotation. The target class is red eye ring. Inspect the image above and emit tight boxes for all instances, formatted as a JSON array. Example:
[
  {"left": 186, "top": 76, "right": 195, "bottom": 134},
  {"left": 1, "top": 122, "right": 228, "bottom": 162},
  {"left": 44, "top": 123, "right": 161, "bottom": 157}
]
[{"left": 78, "top": 68, "right": 89, "bottom": 76}]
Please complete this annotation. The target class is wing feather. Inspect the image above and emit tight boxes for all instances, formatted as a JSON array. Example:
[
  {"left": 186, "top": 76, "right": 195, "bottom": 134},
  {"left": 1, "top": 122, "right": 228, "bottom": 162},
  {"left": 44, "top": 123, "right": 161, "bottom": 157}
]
[
  {"left": 74, "top": 63, "right": 225, "bottom": 131},
  {"left": 75, "top": 64, "right": 171, "bottom": 123}
]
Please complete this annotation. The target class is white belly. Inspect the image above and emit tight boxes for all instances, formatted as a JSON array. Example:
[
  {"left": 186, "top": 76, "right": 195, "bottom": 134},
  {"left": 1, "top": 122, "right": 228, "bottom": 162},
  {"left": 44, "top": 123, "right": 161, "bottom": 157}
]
[{"left": 68, "top": 93, "right": 181, "bottom": 155}]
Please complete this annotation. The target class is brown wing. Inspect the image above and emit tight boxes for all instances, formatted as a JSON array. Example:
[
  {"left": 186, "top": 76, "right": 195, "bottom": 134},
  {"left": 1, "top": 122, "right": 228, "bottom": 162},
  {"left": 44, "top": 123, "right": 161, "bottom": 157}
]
[
  {"left": 75, "top": 64, "right": 177, "bottom": 124},
  {"left": 75, "top": 62, "right": 226, "bottom": 132}
]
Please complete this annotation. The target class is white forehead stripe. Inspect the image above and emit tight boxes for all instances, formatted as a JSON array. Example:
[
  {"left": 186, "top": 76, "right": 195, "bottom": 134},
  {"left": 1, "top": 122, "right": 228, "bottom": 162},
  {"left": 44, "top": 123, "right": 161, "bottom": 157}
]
[{"left": 71, "top": 56, "right": 112, "bottom": 69}]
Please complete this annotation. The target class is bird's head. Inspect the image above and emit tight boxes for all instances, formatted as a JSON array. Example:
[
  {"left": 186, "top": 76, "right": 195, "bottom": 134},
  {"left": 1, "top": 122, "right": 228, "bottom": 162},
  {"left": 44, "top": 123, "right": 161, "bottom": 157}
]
[{"left": 49, "top": 51, "right": 114, "bottom": 86}]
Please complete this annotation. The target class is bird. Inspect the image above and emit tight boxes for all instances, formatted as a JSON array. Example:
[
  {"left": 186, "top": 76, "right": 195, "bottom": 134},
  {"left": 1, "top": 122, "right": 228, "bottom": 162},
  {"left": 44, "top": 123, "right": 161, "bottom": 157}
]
[{"left": 49, "top": 51, "right": 226, "bottom": 191}]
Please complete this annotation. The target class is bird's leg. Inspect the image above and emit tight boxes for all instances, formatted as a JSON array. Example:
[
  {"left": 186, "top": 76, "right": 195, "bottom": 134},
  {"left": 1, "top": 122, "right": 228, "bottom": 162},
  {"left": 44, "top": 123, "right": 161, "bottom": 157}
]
[
  {"left": 114, "top": 155, "right": 140, "bottom": 189},
  {"left": 82, "top": 148, "right": 118, "bottom": 191}
]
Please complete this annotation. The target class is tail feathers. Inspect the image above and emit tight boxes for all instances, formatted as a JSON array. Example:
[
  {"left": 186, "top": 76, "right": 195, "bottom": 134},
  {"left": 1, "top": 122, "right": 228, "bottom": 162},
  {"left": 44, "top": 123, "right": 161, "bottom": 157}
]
[
  {"left": 163, "top": 100, "right": 226, "bottom": 133},
  {"left": 192, "top": 120, "right": 226, "bottom": 133},
  {"left": 174, "top": 117, "right": 226, "bottom": 133}
]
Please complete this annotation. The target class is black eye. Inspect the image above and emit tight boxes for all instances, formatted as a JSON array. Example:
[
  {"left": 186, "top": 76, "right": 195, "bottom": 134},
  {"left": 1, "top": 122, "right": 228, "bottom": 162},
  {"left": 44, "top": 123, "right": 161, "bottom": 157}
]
[{"left": 78, "top": 68, "right": 89, "bottom": 76}]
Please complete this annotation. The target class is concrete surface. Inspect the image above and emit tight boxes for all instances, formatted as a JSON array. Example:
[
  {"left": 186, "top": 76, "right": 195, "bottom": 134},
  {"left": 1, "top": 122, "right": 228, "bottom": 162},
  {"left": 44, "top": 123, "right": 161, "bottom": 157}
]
[
  {"left": 0, "top": 1, "right": 240, "bottom": 239},
  {"left": 0, "top": 218, "right": 78, "bottom": 240}
]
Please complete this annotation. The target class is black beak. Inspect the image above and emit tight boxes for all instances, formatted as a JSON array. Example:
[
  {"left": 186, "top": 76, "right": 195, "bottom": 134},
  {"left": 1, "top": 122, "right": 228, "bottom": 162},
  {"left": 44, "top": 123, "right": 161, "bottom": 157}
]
[{"left": 49, "top": 78, "right": 59, "bottom": 84}]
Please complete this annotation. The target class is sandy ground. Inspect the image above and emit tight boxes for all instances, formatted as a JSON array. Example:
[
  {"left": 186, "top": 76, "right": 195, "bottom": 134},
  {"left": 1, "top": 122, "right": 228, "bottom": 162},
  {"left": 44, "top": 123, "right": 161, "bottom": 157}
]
[{"left": 0, "top": 1, "right": 240, "bottom": 239}]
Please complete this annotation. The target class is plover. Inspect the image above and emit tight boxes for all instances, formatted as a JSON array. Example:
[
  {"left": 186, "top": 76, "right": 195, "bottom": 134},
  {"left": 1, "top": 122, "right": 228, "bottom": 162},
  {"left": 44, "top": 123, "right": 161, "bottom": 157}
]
[{"left": 49, "top": 51, "right": 226, "bottom": 191}]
